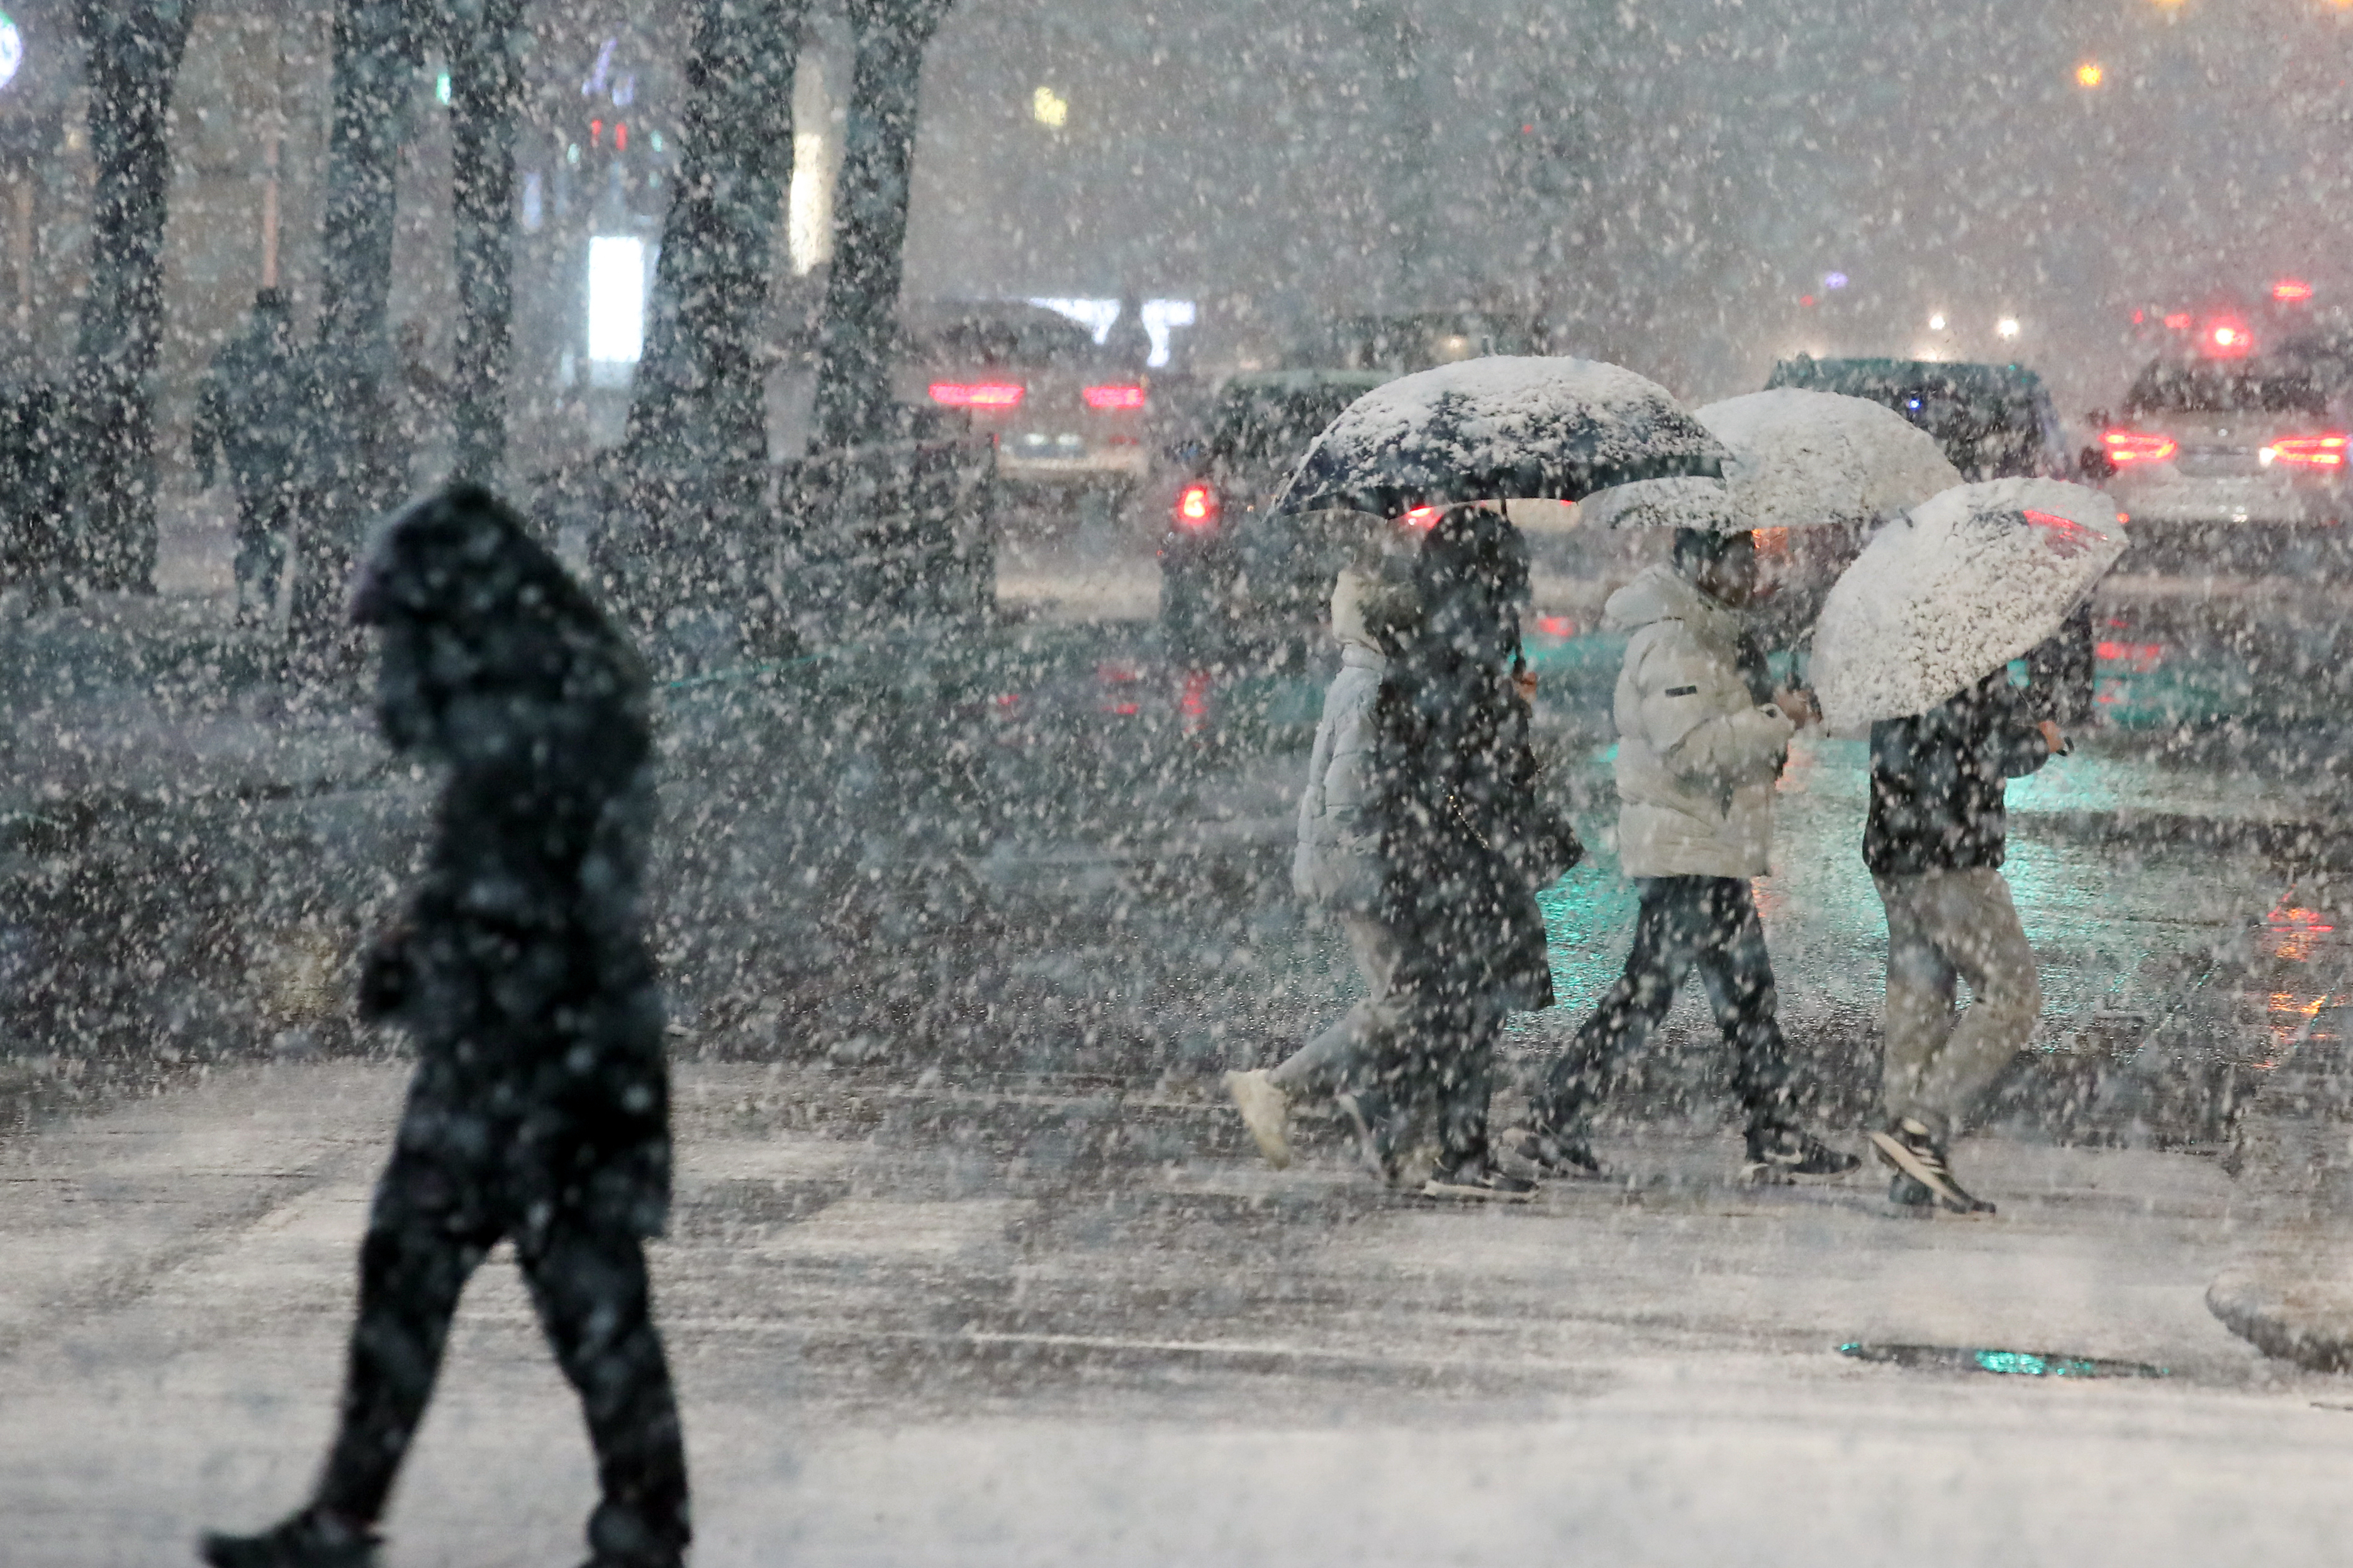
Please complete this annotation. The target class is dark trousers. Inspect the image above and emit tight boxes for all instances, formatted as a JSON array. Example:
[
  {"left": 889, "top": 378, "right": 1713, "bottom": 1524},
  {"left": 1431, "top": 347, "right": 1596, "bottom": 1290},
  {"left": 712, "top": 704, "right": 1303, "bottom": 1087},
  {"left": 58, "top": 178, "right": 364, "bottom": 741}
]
[
  {"left": 313, "top": 1165, "right": 690, "bottom": 1555},
  {"left": 1532, "top": 875, "right": 1794, "bottom": 1135}
]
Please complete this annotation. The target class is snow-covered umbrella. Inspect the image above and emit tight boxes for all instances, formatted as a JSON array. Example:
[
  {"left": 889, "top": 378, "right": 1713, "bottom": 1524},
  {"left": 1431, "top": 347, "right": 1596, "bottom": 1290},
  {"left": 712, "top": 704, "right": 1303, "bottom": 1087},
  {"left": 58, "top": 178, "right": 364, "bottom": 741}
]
[
  {"left": 1810, "top": 477, "right": 2128, "bottom": 731},
  {"left": 1270, "top": 356, "right": 1728, "bottom": 520},
  {"left": 1580, "top": 388, "right": 1962, "bottom": 533}
]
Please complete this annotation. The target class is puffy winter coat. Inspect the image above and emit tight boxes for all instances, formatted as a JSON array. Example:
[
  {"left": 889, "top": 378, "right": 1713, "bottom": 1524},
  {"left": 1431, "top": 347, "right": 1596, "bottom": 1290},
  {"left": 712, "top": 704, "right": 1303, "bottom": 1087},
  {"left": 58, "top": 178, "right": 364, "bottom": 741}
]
[
  {"left": 1293, "top": 570, "right": 1389, "bottom": 913},
  {"left": 1606, "top": 564, "right": 1796, "bottom": 879},
  {"left": 1864, "top": 670, "right": 2051, "bottom": 876}
]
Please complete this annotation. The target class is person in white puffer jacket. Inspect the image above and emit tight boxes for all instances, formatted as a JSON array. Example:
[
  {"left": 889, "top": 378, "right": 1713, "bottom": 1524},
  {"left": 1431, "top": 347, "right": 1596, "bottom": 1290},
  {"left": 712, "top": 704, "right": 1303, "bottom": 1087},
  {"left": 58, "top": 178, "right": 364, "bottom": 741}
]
[
  {"left": 1510, "top": 527, "right": 1859, "bottom": 1186},
  {"left": 1226, "top": 561, "right": 1416, "bottom": 1172}
]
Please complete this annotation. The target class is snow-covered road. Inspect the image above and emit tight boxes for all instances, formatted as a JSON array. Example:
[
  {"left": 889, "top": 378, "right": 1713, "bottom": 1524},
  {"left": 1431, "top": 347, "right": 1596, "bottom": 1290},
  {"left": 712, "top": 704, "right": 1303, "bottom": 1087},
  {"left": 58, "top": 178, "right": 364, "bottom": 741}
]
[{"left": 6, "top": 1059, "right": 2347, "bottom": 1566}]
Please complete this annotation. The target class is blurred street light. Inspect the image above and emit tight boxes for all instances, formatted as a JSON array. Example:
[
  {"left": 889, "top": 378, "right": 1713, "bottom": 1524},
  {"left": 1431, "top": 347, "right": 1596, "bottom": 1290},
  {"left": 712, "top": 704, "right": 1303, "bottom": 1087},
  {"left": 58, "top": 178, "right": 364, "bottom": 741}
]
[
  {"left": 1928, "top": 313, "right": 1947, "bottom": 330},
  {"left": 1032, "top": 86, "right": 1068, "bottom": 128},
  {"left": 2076, "top": 61, "right": 2104, "bottom": 89},
  {"left": 1997, "top": 317, "right": 2021, "bottom": 339}
]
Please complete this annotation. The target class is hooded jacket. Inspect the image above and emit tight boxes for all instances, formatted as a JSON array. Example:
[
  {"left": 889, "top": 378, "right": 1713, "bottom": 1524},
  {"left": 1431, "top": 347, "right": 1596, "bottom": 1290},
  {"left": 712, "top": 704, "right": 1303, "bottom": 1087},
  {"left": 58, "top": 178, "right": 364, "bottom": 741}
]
[
  {"left": 1605, "top": 563, "right": 1795, "bottom": 879},
  {"left": 1864, "top": 670, "right": 2051, "bottom": 876},
  {"left": 354, "top": 486, "right": 671, "bottom": 1242},
  {"left": 1292, "top": 568, "right": 1390, "bottom": 911}
]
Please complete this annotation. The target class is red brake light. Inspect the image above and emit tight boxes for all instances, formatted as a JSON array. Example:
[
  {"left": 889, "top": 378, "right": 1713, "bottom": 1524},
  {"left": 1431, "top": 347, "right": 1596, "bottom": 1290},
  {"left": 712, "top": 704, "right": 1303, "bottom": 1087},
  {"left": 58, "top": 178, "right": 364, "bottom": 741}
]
[
  {"left": 2274, "top": 279, "right": 2315, "bottom": 303},
  {"left": 2205, "top": 320, "right": 2253, "bottom": 357},
  {"left": 2021, "top": 508, "right": 2103, "bottom": 558},
  {"left": 2162, "top": 312, "right": 2192, "bottom": 331},
  {"left": 1401, "top": 505, "right": 1443, "bottom": 530},
  {"left": 929, "top": 381, "right": 1025, "bottom": 408},
  {"left": 1174, "top": 482, "right": 1219, "bottom": 530},
  {"left": 2269, "top": 433, "right": 2349, "bottom": 468},
  {"left": 2102, "top": 429, "right": 2177, "bottom": 465},
  {"left": 1083, "top": 384, "right": 1146, "bottom": 410}
]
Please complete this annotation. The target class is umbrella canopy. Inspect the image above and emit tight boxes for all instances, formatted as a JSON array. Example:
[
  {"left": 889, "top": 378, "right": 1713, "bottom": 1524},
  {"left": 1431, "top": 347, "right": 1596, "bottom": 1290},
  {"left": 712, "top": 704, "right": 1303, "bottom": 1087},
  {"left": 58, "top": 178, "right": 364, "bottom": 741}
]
[
  {"left": 1271, "top": 356, "right": 1727, "bottom": 520},
  {"left": 1811, "top": 478, "right": 2127, "bottom": 731},
  {"left": 1580, "top": 388, "right": 1961, "bottom": 533}
]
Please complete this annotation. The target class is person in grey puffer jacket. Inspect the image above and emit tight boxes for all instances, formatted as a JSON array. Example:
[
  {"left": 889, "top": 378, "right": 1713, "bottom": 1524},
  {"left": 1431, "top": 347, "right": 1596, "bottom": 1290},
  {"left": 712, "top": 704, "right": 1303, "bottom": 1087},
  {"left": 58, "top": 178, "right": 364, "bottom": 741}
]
[
  {"left": 1225, "top": 559, "right": 1416, "bottom": 1169},
  {"left": 1514, "top": 528, "right": 1858, "bottom": 1185}
]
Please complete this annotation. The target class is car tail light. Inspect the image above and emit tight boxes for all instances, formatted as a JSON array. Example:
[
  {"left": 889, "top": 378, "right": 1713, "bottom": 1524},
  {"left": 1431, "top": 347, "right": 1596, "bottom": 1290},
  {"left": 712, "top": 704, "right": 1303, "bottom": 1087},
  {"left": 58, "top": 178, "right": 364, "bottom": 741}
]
[
  {"left": 1083, "top": 384, "right": 1146, "bottom": 410},
  {"left": 2101, "top": 429, "right": 2177, "bottom": 465},
  {"left": 2022, "top": 508, "right": 2103, "bottom": 558},
  {"left": 929, "top": 381, "right": 1025, "bottom": 408},
  {"left": 2267, "top": 433, "right": 2349, "bottom": 469},
  {"left": 2205, "top": 320, "right": 2252, "bottom": 357},
  {"left": 1401, "top": 505, "right": 1443, "bottom": 530},
  {"left": 1174, "top": 482, "right": 1219, "bottom": 530}
]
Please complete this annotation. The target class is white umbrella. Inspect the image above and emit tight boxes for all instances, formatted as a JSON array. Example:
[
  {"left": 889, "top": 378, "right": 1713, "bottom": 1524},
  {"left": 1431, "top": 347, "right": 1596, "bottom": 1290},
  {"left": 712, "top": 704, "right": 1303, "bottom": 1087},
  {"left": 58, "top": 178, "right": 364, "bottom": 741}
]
[
  {"left": 1811, "top": 478, "right": 2128, "bottom": 731},
  {"left": 1272, "top": 356, "right": 1728, "bottom": 520},
  {"left": 1580, "top": 388, "right": 1961, "bottom": 533}
]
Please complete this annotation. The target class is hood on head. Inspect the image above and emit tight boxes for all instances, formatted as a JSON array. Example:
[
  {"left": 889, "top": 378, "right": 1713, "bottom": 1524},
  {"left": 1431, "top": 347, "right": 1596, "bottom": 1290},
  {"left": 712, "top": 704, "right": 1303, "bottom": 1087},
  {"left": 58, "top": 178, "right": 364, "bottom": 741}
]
[
  {"left": 354, "top": 483, "right": 642, "bottom": 760},
  {"left": 1604, "top": 560, "right": 1732, "bottom": 637},
  {"left": 351, "top": 483, "right": 593, "bottom": 632}
]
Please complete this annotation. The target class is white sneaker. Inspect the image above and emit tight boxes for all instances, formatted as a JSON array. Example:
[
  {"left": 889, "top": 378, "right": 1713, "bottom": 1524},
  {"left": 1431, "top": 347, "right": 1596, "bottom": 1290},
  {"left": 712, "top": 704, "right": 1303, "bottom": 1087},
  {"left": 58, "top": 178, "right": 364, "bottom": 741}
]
[{"left": 1223, "top": 1069, "right": 1292, "bottom": 1169}]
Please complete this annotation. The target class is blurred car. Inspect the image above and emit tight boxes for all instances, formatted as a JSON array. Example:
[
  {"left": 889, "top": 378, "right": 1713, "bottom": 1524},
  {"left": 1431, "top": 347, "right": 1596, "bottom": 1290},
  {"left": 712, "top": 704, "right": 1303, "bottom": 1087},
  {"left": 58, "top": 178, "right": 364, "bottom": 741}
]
[
  {"left": 1158, "top": 369, "right": 1395, "bottom": 668},
  {"left": 892, "top": 301, "right": 1153, "bottom": 513},
  {"left": 2091, "top": 356, "right": 2348, "bottom": 555},
  {"left": 2086, "top": 350, "right": 2353, "bottom": 733},
  {"left": 1764, "top": 356, "right": 2074, "bottom": 481}
]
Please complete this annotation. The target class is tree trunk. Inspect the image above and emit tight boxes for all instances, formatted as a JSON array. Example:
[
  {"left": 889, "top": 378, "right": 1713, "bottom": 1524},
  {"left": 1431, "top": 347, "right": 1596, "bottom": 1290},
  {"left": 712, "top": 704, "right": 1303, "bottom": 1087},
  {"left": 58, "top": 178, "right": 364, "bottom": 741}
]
[
  {"left": 447, "top": 0, "right": 523, "bottom": 486},
  {"left": 69, "top": 0, "right": 195, "bottom": 598},
  {"left": 301, "top": 0, "right": 422, "bottom": 640},
  {"left": 620, "top": 0, "right": 803, "bottom": 622},
  {"left": 808, "top": 0, "right": 952, "bottom": 453}
]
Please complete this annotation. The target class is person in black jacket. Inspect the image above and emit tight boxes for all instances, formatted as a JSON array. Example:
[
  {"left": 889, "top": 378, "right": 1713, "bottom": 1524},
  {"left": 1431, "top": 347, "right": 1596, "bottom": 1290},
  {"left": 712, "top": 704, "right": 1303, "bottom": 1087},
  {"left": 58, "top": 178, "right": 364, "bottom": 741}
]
[
  {"left": 203, "top": 486, "right": 688, "bottom": 1568},
  {"left": 1355, "top": 504, "right": 1571, "bottom": 1201},
  {"left": 1862, "top": 665, "right": 2065, "bottom": 1215}
]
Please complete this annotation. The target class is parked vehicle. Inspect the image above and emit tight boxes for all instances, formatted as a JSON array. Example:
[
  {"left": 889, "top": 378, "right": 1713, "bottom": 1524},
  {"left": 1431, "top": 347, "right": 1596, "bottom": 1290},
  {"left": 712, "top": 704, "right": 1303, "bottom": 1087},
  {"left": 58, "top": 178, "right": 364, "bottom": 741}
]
[
  {"left": 892, "top": 301, "right": 1153, "bottom": 519},
  {"left": 1764, "top": 356, "right": 2074, "bottom": 482},
  {"left": 1158, "top": 370, "right": 1395, "bottom": 668}
]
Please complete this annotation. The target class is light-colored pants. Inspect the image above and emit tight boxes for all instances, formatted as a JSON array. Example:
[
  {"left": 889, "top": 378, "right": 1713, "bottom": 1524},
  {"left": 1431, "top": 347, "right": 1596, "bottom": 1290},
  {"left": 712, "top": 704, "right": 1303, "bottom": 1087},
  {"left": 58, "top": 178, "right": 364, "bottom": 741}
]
[
  {"left": 1271, "top": 915, "right": 1405, "bottom": 1101},
  {"left": 1874, "top": 867, "right": 2043, "bottom": 1139}
]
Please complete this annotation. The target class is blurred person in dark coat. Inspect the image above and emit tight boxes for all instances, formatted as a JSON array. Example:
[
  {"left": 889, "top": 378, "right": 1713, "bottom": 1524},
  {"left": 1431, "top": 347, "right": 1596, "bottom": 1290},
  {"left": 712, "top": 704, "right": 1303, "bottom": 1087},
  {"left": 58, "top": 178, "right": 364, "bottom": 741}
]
[
  {"left": 203, "top": 486, "right": 687, "bottom": 1568},
  {"left": 1368, "top": 504, "right": 1575, "bottom": 1201},
  {"left": 192, "top": 289, "right": 319, "bottom": 625}
]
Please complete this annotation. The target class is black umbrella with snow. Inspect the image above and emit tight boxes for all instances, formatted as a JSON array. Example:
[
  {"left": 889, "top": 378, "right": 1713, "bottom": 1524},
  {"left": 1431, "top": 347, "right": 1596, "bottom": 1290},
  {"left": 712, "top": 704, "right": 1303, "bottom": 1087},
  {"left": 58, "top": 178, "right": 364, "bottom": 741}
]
[
  {"left": 1811, "top": 478, "right": 2127, "bottom": 731},
  {"left": 1270, "top": 356, "right": 1728, "bottom": 520}
]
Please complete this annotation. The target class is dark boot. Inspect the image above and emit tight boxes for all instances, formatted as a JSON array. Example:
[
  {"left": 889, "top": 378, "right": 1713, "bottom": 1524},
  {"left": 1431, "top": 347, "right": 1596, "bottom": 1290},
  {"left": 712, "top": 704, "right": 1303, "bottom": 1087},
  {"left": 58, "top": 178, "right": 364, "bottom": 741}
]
[
  {"left": 200, "top": 1508, "right": 379, "bottom": 1568},
  {"left": 1501, "top": 1123, "right": 1604, "bottom": 1179},
  {"left": 1742, "top": 1123, "right": 1861, "bottom": 1184}
]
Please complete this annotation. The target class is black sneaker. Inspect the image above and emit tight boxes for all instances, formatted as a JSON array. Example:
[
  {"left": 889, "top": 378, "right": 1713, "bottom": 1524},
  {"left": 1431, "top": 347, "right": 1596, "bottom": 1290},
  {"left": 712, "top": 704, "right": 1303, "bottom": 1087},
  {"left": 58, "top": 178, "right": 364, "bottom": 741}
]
[
  {"left": 1501, "top": 1125, "right": 1604, "bottom": 1179},
  {"left": 1868, "top": 1118, "right": 1996, "bottom": 1215},
  {"left": 1421, "top": 1160, "right": 1538, "bottom": 1203},
  {"left": 1741, "top": 1125, "right": 1862, "bottom": 1184},
  {"left": 201, "top": 1509, "right": 379, "bottom": 1568}
]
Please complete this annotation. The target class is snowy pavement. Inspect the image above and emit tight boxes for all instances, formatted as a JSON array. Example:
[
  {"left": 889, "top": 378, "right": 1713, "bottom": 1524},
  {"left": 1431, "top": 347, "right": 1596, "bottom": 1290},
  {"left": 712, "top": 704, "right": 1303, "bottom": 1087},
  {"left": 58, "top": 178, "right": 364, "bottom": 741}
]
[{"left": 7, "top": 1059, "right": 2352, "bottom": 1566}]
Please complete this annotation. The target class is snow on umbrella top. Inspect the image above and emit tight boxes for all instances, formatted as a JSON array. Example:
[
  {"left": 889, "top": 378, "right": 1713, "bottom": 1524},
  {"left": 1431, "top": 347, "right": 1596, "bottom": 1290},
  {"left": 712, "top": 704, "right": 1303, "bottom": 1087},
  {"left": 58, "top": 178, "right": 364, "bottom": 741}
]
[
  {"left": 1270, "top": 356, "right": 1727, "bottom": 520},
  {"left": 1580, "top": 388, "right": 1961, "bottom": 533},
  {"left": 1811, "top": 477, "right": 2127, "bottom": 731}
]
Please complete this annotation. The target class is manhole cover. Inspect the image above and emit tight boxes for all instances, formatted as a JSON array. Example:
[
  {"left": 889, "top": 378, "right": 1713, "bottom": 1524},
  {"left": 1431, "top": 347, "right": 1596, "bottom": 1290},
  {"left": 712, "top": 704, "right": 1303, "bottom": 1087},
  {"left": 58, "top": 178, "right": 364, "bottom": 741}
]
[{"left": 1839, "top": 1342, "right": 2169, "bottom": 1379}]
